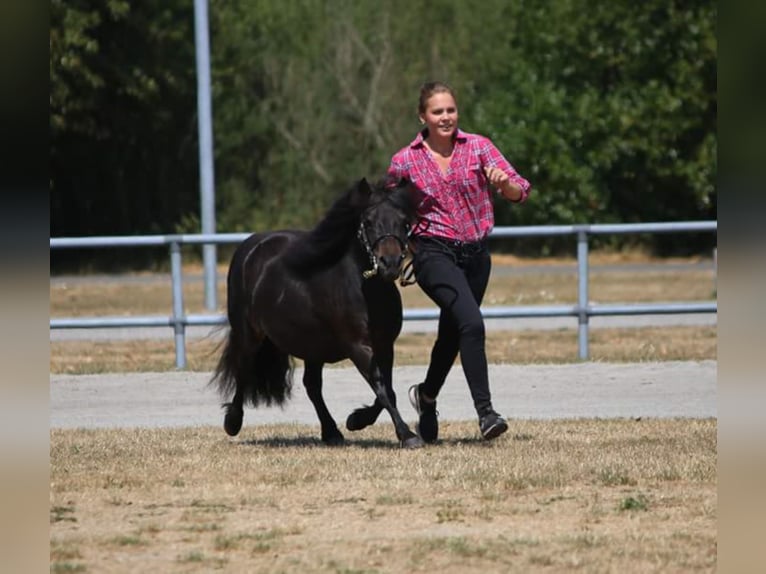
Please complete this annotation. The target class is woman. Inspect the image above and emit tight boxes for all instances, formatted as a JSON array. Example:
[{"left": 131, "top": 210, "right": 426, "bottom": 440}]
[{"left": 387, "top": 81, "right": 531, "bottom": 442}]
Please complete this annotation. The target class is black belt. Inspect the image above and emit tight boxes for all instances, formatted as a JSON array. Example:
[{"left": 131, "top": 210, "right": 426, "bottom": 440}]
[{"left": 415, "top": 235, "right": 488, "bottom": 257}]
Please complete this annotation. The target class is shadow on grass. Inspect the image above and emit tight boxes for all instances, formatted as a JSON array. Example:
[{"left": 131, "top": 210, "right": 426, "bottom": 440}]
[
  {"left": 234, "top": 431, "right": 535, "bottom": 450},
  {"left": 428, "top": 433, "right": 535, "bottom": 447},
  {"left": 236, "top": 436, "right": 403, "bottom": 450}
]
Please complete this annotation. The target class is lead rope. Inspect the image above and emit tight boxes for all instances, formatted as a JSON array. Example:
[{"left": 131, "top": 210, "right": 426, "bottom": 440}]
[
  {"left": 399, "top": 221, "right": 430, "bottom": 287},
  {"left": 399, "top": 257, "right": 416, "bottom": 286}
]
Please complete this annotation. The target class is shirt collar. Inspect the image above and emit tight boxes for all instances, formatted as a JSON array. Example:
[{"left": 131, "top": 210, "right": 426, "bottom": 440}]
[{"left": 410, "top": 128, "right": 468, "bottom": 148}]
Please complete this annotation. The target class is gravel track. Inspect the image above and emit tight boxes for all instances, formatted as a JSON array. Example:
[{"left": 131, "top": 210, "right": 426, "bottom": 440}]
[{"left": 50, "top": 361, "right": 716, "bottom": 430}]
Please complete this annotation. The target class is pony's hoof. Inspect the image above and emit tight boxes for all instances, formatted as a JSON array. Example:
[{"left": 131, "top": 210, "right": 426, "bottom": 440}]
[
  {"left": 401, "top": 435, "right": 425, "bottom": 449},
  {"left": 223, "top": 407, "right": 243, "bottom": 437},
  {"left": 345, "top": 406, "right": 379, "bottom": 431},
  {"left": 322, "top": 431, "right": 345, "bottom": 447}
]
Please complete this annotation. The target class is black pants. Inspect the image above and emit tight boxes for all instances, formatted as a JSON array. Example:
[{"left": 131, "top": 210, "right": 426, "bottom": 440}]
[{"left": 412, "top": 236, "right": 494, "bottom": 415}]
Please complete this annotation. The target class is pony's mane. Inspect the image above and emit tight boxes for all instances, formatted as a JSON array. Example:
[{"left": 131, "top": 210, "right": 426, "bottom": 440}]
[
  {"left": 281, "top": 180, "right": 369, "bottom": 276},
  {"left": 282, "top": 178, "right": 413, "bottom": 277}
]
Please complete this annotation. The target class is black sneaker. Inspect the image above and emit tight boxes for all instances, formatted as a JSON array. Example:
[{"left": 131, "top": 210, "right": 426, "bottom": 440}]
[
  {"left": 479, "top": 410, "right": 508, "bottom": 440},
  {"left": 408, "top": 384, "right": 439, "bottom": 443}
]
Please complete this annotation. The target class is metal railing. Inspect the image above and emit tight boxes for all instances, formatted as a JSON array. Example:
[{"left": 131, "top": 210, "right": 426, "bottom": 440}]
[{"left": 50, "top": 221, "right": 717, "bottom": 367}]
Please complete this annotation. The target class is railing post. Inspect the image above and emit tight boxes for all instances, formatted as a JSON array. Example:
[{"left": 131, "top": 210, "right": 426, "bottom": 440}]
[
  {"left": 170, "top": 240, "right": 187, "bottom": 368},
  {"left": 576, "top": 227, "right": 590, "bottom": 360}
]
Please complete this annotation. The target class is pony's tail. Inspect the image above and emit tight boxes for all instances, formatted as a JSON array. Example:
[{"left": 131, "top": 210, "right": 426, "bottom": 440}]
[{"left": 210, "top": 317, "right": 293, "bottom": 409}]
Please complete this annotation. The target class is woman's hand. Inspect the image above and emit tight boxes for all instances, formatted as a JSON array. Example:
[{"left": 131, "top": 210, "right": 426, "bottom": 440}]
[{"left": 484, "top": 166, "right": 522, "bottom": 201}]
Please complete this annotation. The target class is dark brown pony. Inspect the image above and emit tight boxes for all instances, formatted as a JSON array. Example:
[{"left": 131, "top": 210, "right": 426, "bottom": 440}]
[{"left": 210, "top": 178, "right": 424, "bottom": 448}]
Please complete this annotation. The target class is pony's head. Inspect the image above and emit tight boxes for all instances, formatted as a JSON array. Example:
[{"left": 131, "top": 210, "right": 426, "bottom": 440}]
[{"left": 357, "top": 178, "right": 416, "bottom": 282}]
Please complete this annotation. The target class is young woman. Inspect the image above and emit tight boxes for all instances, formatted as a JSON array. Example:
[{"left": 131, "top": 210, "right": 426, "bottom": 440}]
[{"left": 387, "top": 81, "right": 531, "bottom": 442}]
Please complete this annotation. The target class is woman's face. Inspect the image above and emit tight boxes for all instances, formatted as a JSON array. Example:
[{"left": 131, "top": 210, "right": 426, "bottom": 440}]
[{"left": 420, "top": 92, "right": 458, "bottom": 139}]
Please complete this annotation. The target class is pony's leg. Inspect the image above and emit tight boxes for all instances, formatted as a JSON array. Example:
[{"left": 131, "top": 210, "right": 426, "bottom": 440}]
[
  {"left": 303, "top": 361, "right": 345, "bottom": 446},
  {"left": 349, "top": 349, "right": 423, "bottom": 449},
  {"left": 345, "top": 343, "right": 393, "bottom": 431},
  {"left": 224, "top": 391, "right": 244, "bottom": 436},
  {"left": 346, "top": 398, "right": 384, "bottom": 431}
]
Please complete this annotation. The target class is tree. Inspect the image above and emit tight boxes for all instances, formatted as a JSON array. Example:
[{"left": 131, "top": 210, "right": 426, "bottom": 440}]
[{"left": 50, "top": 0, "right": 198, "bottom": 244}]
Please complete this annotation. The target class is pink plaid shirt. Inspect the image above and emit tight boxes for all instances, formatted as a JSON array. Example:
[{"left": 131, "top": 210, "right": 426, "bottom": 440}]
[{"left": 387, "top": 129, "right": 531, "bottom": 242}]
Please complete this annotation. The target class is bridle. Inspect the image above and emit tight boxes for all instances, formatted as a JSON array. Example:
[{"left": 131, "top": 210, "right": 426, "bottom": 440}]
[{"left": 357, "top": 219, "right": 409, "bottom": 279}]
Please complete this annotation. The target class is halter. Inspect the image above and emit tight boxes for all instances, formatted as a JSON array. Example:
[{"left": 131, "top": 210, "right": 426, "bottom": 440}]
[{"left": 357, "top": 221, "right": 409, "bottom": 279}]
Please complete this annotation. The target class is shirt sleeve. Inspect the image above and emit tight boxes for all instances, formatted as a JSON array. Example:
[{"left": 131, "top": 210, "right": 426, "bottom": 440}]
[{"left": 480, "top": 137, "right": 531, "bottom": 203}]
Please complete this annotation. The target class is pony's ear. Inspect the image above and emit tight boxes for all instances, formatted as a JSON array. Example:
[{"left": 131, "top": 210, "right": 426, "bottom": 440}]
[
  {"left": 399, "top": 178, "right": 423, "bottom": 207},
  {"left": 396, "top": 177, "right": 417, "bottom": 196},
  {"left": 351, "top": 177, "right": 372, "bottom": 208},
  {"left": 358, "top": 177, "right": 372, "bottom": 194}
]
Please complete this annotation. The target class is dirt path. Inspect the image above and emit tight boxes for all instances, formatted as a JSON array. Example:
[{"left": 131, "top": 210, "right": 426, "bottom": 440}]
[{"left": 50, "top": 361, "right": 716, "bottom": 430}]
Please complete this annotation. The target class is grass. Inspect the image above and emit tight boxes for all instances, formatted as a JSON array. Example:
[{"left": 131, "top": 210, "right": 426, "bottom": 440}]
[{"left": 50, "top": 419, "right": 717, "bottom": 573}]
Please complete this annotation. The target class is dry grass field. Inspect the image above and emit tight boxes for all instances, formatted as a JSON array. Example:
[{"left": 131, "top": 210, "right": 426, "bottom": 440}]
[
  {"left": 50, "top": 253, "right": 718, "bottom": 572},
  {"left": 50, "top": 420, "right": 716, "bottom": 573}
]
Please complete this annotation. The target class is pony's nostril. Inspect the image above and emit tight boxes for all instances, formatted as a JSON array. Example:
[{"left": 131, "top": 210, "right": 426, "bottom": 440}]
[{"left": 380, "top": 254, "right": 402, "bottom": 268}]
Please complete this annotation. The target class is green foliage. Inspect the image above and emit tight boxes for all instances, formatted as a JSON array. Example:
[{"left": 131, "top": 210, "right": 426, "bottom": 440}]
[
  {"left": 50, "top": 0, "right": 717, "bottom": 269},
  {"left": 50, "top": 0, "right": 198, "bottom": 246},
  {"left": 467, "top": 1, "right": 717, "bottom": 232}
]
